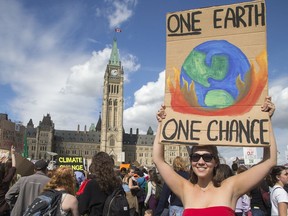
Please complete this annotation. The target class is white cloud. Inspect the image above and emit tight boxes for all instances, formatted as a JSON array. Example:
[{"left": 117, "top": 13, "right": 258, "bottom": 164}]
[
  {"left": 96, "top": 0, "right": 138, "bottom": 29},
  {"left": 269, "top": 76, "right": 288, "bottom": 129},
  {"left": 124, "top": 71, "right": 165, "bottom": 133},
  {"left": 62, "top": 48, "right": 111, "bottom": 97},
  {"left": 0, "top": 1, "right": 140, "bottom": 131},
  {"left": 121, "top": 54, "right": 141, "bottom": 82}
]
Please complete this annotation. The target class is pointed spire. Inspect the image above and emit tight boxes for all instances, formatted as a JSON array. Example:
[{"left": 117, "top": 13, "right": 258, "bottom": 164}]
[
  {"left": 109, "top": 38, "right": 120, "bottom": 66},
  {"left": 96, "top": 112, "right": 102, "bottom": 132},
  {"left": 147, "top": 126, "right": 154, "bottom": 135},
  {"left": 27, "top": 119, "right": 34, "bottom": 128}
]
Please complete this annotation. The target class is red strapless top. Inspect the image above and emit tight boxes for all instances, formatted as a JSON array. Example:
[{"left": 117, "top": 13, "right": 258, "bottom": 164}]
[{"left": 183, "top": 206, "right": 235, "bottom": 216}]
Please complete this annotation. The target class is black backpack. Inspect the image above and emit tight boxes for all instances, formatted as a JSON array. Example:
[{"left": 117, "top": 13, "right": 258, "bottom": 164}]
[
  {"left": 23, "top": 189, "right": 63, "bottom": 216},
  {"left": 102, "top": 186, "right": 130, "bottom": 216}
]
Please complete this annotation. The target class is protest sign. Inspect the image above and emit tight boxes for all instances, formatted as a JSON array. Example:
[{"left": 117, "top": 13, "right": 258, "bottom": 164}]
[
  {"left": 161, "top": 0, "right": 270, "bottom": 147},
  {"left": 56, "top": 156, "right": 84, "bottom": 171}
]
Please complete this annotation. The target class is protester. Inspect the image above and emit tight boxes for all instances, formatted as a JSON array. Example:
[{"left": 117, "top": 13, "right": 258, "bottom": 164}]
[
  {"left": 144, "top": 169, "right": 162, "bottom": 214},
  {"left": 155, "top": 156, "right": 190, "bottom": 216},
  {"left": 122, "top": 167, "right": 139, "bottom": 216},
  {"left": 235, "top": 165, "right": 251, "bottom": 216},
  {"left": 250, "top": 178, "right": 271, "bottom": 216},
  {"left": 142, "top": 167, "right": 149, "bottom": 181},
  {"left": 120, "top": 167, "right": 127, "bottom": 179},
  {"left": 0, "top": 146, "right": 16, "bottom": 216},
  {"left": 266, "top": 165, "right": 288, "bottom": 216},
  {"left": 231, "top": 163, "right": 239, "bottom": 176},
  {"left": 213, "top": 164, "right": 234, "bottom": 186},
  {"left": 43, "top": 166, "right": 79, "bottom": 216},
  {"left": 76, "top": 173, "right": 95, "bottom": 197},
  {"left": 134, "top": 168, "right": 147, "bottom": 216},
  {"left": 77, "top": 152, "right": 121, "bottom": 215},
  {"left": 152, "top": 97, "right": 277, "bottom": 216},
  {"left": 74, "top": 170, "right": 85, "bottom": 189},
  {"left": 5, "top": 159, "right": 50, "bottom": 216}
]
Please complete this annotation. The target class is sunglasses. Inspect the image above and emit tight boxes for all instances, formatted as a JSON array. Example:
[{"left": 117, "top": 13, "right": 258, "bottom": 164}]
[{"left": 190, "top": 153, "right": 214, "bottom": 162}]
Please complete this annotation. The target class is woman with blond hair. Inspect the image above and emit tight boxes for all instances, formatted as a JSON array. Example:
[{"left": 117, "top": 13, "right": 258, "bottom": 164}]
[{"left": 43, "top": 166, "right": 79, "bottom": 216}]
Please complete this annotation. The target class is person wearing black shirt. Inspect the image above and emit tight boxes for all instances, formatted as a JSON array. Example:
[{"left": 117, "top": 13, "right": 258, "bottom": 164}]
[{"left": 250, "top": 179, "right": 271, "bottom": 216}]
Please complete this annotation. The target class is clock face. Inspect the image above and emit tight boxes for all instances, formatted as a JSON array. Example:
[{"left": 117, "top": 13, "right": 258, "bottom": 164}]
[{"left": 111, "top": 69, "right": 118, "bottom": 76}]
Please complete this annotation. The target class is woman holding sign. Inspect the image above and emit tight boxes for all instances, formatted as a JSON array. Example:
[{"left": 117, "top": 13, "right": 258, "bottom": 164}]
[{"left": 153, "top": 97, "right": 276, "bottom": 216}]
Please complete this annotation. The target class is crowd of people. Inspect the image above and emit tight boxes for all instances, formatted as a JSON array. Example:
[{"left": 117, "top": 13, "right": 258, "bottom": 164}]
[{"left": 0, "top": 97, "right": 287, "bottom": 216}]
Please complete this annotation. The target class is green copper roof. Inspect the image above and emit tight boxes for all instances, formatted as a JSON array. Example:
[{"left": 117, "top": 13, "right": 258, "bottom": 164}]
[{"left": 109, "top": 38, "right": 120, "bottom": 66}]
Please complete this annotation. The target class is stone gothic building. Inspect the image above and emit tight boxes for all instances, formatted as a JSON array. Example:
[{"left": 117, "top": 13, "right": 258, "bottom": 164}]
[{"left": 4, "top": 39, "right": 189, "bottom": 166}]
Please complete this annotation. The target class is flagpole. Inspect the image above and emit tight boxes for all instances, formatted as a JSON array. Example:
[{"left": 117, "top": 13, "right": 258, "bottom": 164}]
[{"left": 22, "top": 129, "right": 28, "bottom": 158}]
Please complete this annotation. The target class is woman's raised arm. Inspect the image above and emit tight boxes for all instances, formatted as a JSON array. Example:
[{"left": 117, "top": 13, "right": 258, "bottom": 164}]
[{"left": 152, "top": 105, "right": 189, "bottom": 200}]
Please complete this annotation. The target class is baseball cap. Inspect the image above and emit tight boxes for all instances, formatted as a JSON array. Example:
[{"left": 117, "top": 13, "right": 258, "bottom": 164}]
[{"left": 34, "top": 159, "right": 48, "bottom": 170}]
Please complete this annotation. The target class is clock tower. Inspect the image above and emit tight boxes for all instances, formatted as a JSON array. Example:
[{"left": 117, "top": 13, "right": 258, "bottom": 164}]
[{"left": 100, "top": 38, "right": 124, "bottom": 163}]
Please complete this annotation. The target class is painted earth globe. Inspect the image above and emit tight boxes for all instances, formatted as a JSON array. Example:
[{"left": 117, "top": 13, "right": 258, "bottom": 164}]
[{"left": 180, "top": 40, "right": 250, "bottom": 109}]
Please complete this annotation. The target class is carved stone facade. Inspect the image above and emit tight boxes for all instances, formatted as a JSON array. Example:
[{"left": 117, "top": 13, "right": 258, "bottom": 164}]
[{"left": 100, "top": 38, "right": 124, "bottom": 163}]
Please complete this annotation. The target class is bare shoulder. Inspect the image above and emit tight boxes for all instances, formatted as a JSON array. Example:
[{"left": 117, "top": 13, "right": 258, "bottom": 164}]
[{"left": 63, "top": 193, "right": 78, "bottom": 205}]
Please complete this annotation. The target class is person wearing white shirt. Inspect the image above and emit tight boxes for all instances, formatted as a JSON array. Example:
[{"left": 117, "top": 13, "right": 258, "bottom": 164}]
[{"left": 267, "top": 166, "right": 288, "bottom": 216}]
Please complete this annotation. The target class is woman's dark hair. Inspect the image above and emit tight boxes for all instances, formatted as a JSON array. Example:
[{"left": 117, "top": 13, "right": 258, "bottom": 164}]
[
  {"left": 135, "top": 167, "right": 144, "bottom": 177},
  {"left": 266, "top": 165, "right": 286, "bottom": 187},
  {"left": 141, "top": 167, "right": 148, "bottom": 174},
  {"left": 214, "top": 164, "right": 234, "bottom": 187},
  {"left": 231, "top": 163, "right": 238, "bottom": 172},
  {"left": 149, "top": 169, "right": 161, "bottom": 184},
  {"left": 189, "top": 145, "right": 220, "bottom": 187},
  {"left": 89, "top": 152, "right": 120, "bottom": 192},
  {"left": 236, "top": 165, "right": 248, "bottom": 174}
]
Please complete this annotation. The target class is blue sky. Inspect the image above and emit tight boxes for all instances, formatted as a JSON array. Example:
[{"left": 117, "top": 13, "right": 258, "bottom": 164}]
[{"left": 0, "top": 0, "right": 287, "bottom": 164}]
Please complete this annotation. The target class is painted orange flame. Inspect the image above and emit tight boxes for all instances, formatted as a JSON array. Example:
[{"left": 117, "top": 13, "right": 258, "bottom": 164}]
[{"left": 167, "top": 50, "right": 267, "bottom": 116}]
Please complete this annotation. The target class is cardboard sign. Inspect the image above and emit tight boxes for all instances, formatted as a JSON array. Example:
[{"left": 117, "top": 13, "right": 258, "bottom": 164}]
[
  {"left": 15, "top": 153, "right": 35, "bottom": 176},
  {"left": 243, "top": 147, "right": 260, "bottom": 165},
  {"left": 56, "top": 156, "right": 84, "bottom": 171},
  {"left": 0, "top": 149, "right": 34, "bottom": 176},
  {"left": 161, "top": 0, "right": 270, "bottom": 147}
]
